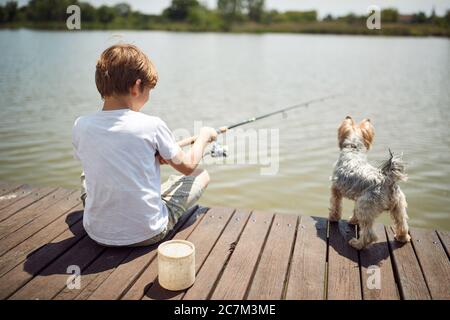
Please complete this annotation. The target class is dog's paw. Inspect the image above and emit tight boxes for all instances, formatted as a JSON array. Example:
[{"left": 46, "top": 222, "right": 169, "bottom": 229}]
[
  {"left": 394, "top": 233, "right": 411, "bottom": 243},
  {"left": 349, "top": 238, "right": 364, "bottom": 250}
]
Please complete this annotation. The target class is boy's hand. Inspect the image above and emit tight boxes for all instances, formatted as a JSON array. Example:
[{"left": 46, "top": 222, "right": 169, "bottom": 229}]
[
  {"left": 218, "top": 126, "right": 228, "bottom": 134},
  {"left": 167, "top": 126, "right": 228, "bottom": 176},
  {"left": 199, "top": 127, "right": 218, "bottom": 143}
]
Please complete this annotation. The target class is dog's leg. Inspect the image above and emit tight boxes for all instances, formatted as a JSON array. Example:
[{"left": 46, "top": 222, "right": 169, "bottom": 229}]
[
  {"left": 348, "top": 208, "right": 359, "bottom": 225},
  {"left": 329, "top": 185, "right": 343, "bottom": 222},
  {"left": 349, "top": 199, "right": 378, "bottom": 250},
  {"left": 390, "top": 188, "right": 411, "bottom": 243},
  {"left": 349, "top": 219, "right": 378, "bottom": 250}
]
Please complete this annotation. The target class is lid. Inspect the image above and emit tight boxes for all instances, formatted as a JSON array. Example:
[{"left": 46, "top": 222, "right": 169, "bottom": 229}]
[{"left": 158, "top": 240, "right": 195, "bottom": 259}]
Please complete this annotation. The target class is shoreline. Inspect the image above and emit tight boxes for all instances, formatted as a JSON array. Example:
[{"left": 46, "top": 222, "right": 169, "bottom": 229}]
[{"left": 1, "top": 22, "right": 449, "bottom": 38}]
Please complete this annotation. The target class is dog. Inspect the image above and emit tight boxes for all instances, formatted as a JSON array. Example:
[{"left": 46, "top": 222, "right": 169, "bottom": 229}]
[{"left": 329, "top": 116, "right": 410, "bottom": 250}]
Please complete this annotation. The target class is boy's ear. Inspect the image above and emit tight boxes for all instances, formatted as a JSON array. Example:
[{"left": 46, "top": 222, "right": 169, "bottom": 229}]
[{"left": 130, "top": 79, "right": 142, "bottom": 96}]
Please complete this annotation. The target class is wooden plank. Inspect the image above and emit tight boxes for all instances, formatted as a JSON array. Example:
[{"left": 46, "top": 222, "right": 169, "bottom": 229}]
[
  {"left": 436, "top": 230, "right": 450, "bottom": 258},
  {"left": 0, "top": 219, "right": 85, "bottom": 299},
  {"left": 285, "top": 215, "right": 327, "bottom": 300},
  {"left": 183, "top": 209, "right": 252, "bottom": 300},
  {"left": 119, "top": 206, "right": 210, "bottom": 300},
  {"left": 0, "top": 187, "right": 57, "bottom": 223},
  {"left": 87, "top": 206, "right": 206, "bottom": 300},
  {"left": 0, "top": 183, "right": 24, "bottom": 197},
  {"left": 327, "top": 220, "right": 361, "bottom": 300},
  {"left": 359, "top": 224, "right": 399, "bottom": 300},
  {"left": 0, "top": 188, "right": 75, "bottom": 239},
  {"left": 141, "top": 207, "right": 235, "bottom": 300},
  {"left": 210, "top": 211, "right": 274, "bottom": 300},
  {"left": 0, "top": 190, "right": 80, "bottom": 257},
  {"left": 247, "top": 213, "right": 298, "bottom": 300},
  {"left": 0, "top": 184, "right": 33, "bottom": 210},
  {"left": 9, "top": 236, "right": 105, "bottom": 300},
  {"left": 386, "top": 226, "right": 431, "bottom": 300},
  {"left": 409, "top": 228, "right": 450, "bottom": 299},
  {"left": 0, "top": 203, "right": 83, "bottom": 278},
  {"left": 55, "top": 247, "right": 133, "bottom": 300}
]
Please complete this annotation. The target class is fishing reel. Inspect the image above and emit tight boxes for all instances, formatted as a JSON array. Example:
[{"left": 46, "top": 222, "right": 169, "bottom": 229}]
[{"left": 206, "top": 142, "right": 228, "bottom": 158}]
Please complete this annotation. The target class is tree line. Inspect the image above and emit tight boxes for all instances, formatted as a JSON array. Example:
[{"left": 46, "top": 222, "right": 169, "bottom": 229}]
[{"left": 1, "top": 0, "right": 449, "bottom": 33}]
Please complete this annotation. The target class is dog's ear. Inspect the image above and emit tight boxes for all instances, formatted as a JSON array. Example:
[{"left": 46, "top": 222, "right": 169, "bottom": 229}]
[
  {"left": 338, "top": 116, "right": 355, "bottom": 149},
  {"left": 359, "top": 118, "right": 374, "bottom": 150}
]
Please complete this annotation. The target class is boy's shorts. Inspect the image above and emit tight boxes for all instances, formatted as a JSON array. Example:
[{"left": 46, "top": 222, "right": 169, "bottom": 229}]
[{"left": 80, "top": 173, "right": 205, "bottom": 247}]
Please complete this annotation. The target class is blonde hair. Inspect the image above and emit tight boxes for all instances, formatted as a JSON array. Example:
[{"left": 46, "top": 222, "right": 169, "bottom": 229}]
[{"left": 95, "top": 44, "right": 158, "bottom": 98}]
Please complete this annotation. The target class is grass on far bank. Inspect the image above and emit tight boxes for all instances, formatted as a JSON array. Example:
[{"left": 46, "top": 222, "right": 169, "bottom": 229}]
[
  {"left": 232, "top": 21, "right": 450, "bottom": 37},
  {"left": 1, "top": 20, "right": 449, "bottom": 37}
]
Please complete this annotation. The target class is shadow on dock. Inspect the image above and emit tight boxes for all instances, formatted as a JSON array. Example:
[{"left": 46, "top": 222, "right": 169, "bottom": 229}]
[
  {"left": 313, "top": 217, "right": 392, "bottom": 267},
  {"left": 23, "top": 206, "right": 203, "bottom": 277}
]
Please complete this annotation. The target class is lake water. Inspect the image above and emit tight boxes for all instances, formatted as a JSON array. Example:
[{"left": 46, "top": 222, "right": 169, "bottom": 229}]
[{"left": 0, "top": 30, "right": 449, "bottom": 230}]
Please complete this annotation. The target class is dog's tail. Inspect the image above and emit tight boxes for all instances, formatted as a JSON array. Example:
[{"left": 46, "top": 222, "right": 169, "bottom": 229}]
[{"left": 380, "top": 149, "right": 408, "bottom": 183}]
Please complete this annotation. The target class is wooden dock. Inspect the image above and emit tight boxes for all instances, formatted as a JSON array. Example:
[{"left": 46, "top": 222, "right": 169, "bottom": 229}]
[{"left": 0, "top": 182, "right": 449, "bottom": 300}]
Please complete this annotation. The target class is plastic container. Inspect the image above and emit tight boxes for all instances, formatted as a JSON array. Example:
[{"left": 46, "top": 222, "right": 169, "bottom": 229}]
[{"left": 157, "top": 240, "right": 195, "bottom": 291}]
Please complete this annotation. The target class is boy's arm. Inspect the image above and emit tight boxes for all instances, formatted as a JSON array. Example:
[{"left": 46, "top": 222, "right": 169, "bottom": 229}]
[{"left": 165, "top": 127, "right": 218, "bottom": 176}]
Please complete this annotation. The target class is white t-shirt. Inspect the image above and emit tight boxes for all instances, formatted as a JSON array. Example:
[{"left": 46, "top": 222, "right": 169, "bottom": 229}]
[{"left": 72, "top": 109, "right": 181, "bottom": 246}]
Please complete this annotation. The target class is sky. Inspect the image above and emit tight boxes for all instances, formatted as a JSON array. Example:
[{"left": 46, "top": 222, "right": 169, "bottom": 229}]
[{"left": 3, "top": 0, "right": 450, "bottom": 17}]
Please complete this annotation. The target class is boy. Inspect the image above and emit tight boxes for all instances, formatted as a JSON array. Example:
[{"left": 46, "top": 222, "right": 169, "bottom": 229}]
[{"left": 72, "top": 44, "right": 218, "bottom": 247}]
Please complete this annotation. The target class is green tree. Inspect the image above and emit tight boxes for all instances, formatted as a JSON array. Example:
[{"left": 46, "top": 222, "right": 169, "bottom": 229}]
[
  {"left": 412, "top": 12, "right": 427, "bottom": 23},
  {"left": 26, "top": 0, "right": 50, "bottom": 21},
  {"left": 266, "top": 9, "right": 288, "bottom": 23},
  {"left": 381, "top": 8, "right": 398, "bottom": 23},
  {"left": 97, "top": 5, "right": 116, "bottom": 24},
  {"left": 114, "top": 3, "right": 131, "bottom": 17},
  {"left": 429, "top": 6, "right": 437, "bottom": 24},
  {"left": 4, "top": 0, "right": 18, "bottom": 22},
  {"left": 186, "top": 5, "right": 221, "bottom": 29},
  {"left": 245, "top": 0, "right": 264, "bottom": 22},
  {"left": 323, "top": 14, "right": 334, "bottom": 22},
  {"left": 79, "top": 2, "right": 96, "bottom": 22},
  {"left": 343, "top": 13, "right": 358, "bottom": 24},
  {"left": 261, "top": 9, "right": 281, "bottom": 24},
  {"left": 163, "top": 0, "right": 199, "bottom": 21},
  {"left": 0, "top": 6, "right": 4, "bottom": 23},
  {"left": 26, "top": 0, "right": 76, "bottom": 21},
  {"left": 217, "top": 0, "right": 244, "bottom": 29}
]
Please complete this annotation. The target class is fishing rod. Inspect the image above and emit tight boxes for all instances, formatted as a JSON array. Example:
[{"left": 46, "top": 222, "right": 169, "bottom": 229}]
[{"left": 177, "top": 94, "right": 339, "bottom": 152}]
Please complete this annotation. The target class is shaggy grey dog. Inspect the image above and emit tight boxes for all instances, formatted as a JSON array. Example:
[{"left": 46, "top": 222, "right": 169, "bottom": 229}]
[{"left": 329, "top": 116, "right": 410, "bottom": 250}]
